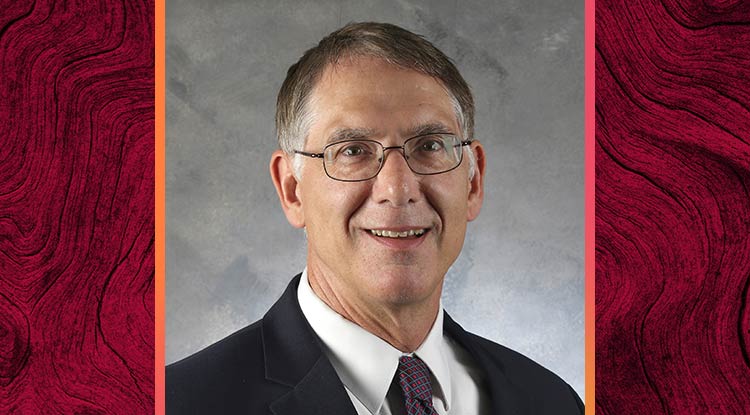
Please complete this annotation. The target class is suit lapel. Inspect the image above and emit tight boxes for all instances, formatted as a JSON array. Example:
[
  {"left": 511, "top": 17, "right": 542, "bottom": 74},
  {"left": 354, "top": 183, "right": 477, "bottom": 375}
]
[
  {"left": 262, "top": 274, "right": 357, "bottom": 415},
  {"left": 443, "top": 312, "right": 531, "bottom": 414},
  {"left": 269, "top": 356, "right": 357, "bottom": 415}
]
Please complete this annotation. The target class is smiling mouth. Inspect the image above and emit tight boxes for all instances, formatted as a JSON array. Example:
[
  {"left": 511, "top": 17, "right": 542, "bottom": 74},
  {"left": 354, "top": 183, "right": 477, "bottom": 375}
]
[{"left": 369, "top": 229, "right": 427, "bottom": 238}]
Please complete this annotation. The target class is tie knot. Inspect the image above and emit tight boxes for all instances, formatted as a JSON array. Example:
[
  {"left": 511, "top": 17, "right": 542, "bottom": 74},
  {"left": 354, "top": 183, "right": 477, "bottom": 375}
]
[{"left": 397, "top": 355, "right": 433, "bottom": 403}]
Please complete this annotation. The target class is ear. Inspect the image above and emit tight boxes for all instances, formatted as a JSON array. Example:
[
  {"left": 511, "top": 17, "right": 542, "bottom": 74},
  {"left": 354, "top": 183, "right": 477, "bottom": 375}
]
[
  {"left": 466, "top": 141, "right": 485, "bottom": 222},
  {"left": 270, "top": 150, "right": 305, "bottom": 228}
]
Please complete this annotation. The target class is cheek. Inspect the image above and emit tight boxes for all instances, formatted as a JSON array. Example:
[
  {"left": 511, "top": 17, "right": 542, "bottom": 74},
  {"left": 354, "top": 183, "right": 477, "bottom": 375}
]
[
  {"left": 304, "top": 180, "right": 369, "bottom": 229},
  {"left": 430, "top": 181, "right": 470, "bottom": 223}
]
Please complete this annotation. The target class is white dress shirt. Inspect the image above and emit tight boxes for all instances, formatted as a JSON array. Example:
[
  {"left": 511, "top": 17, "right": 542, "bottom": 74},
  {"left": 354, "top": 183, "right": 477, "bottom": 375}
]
[{"left": 297, "top": 269, "right": 489, "bottom": 415}]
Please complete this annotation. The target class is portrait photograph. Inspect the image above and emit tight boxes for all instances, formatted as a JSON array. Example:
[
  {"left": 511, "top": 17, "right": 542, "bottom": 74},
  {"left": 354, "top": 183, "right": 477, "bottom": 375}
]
[{"left": 165, "top": 0, "right": 584, "bottom": 413}]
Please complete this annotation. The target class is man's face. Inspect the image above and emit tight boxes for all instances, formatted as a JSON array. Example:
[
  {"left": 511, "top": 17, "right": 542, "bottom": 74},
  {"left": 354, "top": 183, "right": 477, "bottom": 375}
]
[{"left": 275, "top": 56, "right": 484, "bottom": 310}]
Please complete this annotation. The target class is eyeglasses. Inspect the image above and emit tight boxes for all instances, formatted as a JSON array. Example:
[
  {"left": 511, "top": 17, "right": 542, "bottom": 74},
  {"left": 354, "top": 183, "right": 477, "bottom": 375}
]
[{"left": 294, "top": 133, "right": 472, "bottom": 182}]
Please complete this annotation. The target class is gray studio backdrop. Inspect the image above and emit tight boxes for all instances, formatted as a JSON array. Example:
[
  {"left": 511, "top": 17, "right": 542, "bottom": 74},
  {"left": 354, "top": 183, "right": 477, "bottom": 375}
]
[{"left": 166, "top": 0, "right": 584, "bottom": 398}]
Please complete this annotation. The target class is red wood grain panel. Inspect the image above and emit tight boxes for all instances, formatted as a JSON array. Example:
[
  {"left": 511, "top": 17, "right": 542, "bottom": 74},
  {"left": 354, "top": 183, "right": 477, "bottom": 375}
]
[
  {"left": 596, "top": 0, "right": 750, "bottom": 413},
  {"left": 0, "top": 0, "right": 154, "bottom": 412}
]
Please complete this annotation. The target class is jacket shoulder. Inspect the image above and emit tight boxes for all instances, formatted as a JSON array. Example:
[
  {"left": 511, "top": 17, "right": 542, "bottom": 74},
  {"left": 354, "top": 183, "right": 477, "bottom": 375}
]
[
  {"left": 165, "top": 320, "right": 286, "bottom": 414},
  {"left": 463, "top": 331, "right": 584, "bottom": 413}
]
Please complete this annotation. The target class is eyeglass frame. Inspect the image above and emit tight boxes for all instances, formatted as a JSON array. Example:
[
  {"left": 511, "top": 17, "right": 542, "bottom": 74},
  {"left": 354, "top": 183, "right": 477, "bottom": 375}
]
[{"left": 293, "top": 133, "right": 474, "bottom": 182}]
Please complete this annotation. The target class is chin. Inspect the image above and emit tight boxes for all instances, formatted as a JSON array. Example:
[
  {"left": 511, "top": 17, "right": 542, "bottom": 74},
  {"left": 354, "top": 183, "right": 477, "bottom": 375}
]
[{"left": 367, "top": 269, "right": 441, "bottom": 306}]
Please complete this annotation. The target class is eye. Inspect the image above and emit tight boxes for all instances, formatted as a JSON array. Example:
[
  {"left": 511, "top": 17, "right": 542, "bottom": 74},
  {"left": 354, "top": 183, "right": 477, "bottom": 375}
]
[
  {"left": 333, "top": 141, "right": 375, "bottom": 158},
  {"left": 416, "top": 137, "right": 446, "bottom": 152},
  {"left": 341, "top": 144, "right": 366, "bottom": 156}
]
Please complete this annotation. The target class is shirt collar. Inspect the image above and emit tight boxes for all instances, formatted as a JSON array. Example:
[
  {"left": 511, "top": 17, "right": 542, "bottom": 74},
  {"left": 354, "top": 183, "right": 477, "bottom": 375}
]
[{"left": 297, "top": 268, "right": 453, "bottom": 413}]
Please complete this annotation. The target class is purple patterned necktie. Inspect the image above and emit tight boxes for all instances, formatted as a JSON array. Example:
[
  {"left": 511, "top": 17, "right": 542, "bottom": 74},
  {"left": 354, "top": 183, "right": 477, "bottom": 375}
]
[{"left": 397, "top": 355, "right": 436, "bottom": 415}]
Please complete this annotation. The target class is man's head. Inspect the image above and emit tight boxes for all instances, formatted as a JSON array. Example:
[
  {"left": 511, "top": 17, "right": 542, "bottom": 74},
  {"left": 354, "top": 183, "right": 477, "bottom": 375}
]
[{"left": 270, "top": 22, "right": 485, "bottom": 315}]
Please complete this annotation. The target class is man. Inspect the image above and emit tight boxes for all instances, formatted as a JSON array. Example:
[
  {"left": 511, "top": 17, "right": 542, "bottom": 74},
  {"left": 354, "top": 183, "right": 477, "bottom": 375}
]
[{"left": 167, "top": 22, "right": 583, "bottom": 414}]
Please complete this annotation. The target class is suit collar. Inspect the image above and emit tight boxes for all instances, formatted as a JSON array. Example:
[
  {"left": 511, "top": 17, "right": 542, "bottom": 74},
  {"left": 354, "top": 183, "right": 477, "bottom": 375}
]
[
  {"left": 269, "top": 355, "right": 357, "bottom": 415},
  {"left": 443, "top": 312, "right": 530, "bottom": 414},
  {"left": 262, "top": 275, "right": 528, "bottom": 414},
  {"left": 262, "top": 274, "right": 357, "bottom": 414}
]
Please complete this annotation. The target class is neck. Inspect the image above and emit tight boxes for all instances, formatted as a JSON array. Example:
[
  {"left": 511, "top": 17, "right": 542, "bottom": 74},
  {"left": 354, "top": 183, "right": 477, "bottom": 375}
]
[{"left": 306, "top": 267, "right": 441, "bottom": 353}]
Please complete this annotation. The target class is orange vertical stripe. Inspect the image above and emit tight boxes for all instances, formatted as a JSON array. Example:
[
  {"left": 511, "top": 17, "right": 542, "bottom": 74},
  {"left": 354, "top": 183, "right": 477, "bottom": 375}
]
[
  {"left": 155, "top": 0, "right": 166, "bottom": 413},
  {"left": 584, "top": 0, "right": 596, "bottom": 412}
]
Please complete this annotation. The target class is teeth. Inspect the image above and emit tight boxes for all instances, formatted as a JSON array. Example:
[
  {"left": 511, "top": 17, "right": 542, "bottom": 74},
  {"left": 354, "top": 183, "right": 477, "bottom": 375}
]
[{"left": 370, "top": 229, "right": 425, "bottom": 238}]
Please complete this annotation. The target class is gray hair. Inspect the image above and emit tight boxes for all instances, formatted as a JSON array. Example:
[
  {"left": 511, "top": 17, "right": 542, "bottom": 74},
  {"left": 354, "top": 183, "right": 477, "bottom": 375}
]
[{"left": 276, "top": 22, "right": 476, "bottom": 178}]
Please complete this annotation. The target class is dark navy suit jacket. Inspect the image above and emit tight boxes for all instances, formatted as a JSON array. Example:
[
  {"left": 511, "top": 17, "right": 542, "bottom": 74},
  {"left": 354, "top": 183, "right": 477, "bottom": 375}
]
[{"left": 166, "top": 275, "right": 584, "bottom": 414}]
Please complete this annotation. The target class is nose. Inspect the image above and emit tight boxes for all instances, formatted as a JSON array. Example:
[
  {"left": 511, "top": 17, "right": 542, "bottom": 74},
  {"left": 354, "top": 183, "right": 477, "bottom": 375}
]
[{"left": 371, "top": 148, "right": 421, "bottom": 206}]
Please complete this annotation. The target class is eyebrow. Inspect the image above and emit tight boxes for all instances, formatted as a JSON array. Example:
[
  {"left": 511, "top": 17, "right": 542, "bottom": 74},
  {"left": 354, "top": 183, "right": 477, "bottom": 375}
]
[
  {"left": 324, "top": 122, "right": 455, "bottom": 144},
  {"left": 326, "top": 127, "right": 376, "bottom": 144},
  {"left": 407, "top": 122, "right": 455, "bottom": 137}
]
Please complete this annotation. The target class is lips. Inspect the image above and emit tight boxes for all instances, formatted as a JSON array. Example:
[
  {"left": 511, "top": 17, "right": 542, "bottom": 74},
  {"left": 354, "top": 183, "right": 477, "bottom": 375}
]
[{"left": 363, "top": 226, "right": 430, "bottom": 250}]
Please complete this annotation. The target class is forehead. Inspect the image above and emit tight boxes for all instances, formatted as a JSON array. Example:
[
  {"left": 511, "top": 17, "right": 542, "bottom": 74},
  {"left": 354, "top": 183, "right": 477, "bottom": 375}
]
[{"left": 306, "top": 57, "right": 459, "bottom": 141}]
